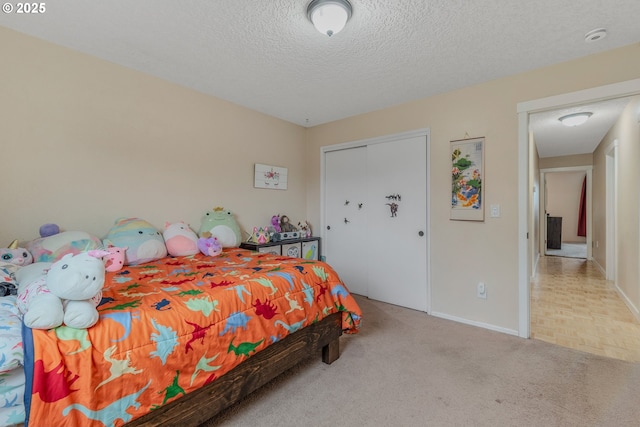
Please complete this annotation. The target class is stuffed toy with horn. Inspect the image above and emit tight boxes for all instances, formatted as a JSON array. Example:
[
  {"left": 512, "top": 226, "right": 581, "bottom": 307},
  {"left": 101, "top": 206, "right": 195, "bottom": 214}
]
[
  {"left": 0, "top": 239, "right": 33, "bottom": 267},
  {"left": 0, "top": 240, "right": 34, "bottom": 297}
]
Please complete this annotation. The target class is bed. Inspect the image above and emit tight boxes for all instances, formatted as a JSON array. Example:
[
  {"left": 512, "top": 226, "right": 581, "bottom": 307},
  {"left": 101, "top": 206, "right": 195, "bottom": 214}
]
[
  {"left": 0, "top": 295, "right": 26, "bottom": 426},
  {"left": 16, "top": 247, "right": 361, "bottom": 427}
]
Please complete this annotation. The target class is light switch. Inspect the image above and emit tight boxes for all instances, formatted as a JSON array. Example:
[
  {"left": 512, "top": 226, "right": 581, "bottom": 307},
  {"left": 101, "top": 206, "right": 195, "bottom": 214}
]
[{"left": 490, "top": 204, "right": 500, "bottom": 218}]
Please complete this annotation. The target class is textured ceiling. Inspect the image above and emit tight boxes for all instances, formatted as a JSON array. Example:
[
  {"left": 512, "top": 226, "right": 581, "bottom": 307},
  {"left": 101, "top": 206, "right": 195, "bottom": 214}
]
[
  {"left": 1, "top": 0, "right": 639, "bottom": 155},
  {"left": 530, "top": 97, "right": 635, "bottom": 159}
]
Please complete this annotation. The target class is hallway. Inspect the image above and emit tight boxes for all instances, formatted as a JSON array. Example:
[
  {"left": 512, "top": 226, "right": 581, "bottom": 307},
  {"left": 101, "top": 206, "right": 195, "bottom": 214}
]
[{"left": 531, "top": 255, "right": 640, "bottom": 362}]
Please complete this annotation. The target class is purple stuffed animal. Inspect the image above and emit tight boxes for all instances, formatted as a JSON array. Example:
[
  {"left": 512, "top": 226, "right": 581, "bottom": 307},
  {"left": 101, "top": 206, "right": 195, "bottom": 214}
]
[
  {"left": 198, "top": 236, "right": 222, "bottom": 257},
  {"left": 271, "top": 215, "right": 282, "bottom": 233}
]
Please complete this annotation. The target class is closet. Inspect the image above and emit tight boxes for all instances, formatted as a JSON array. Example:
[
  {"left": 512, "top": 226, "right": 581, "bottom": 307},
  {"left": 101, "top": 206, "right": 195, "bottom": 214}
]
[{"left": 322, "top": 131, "right": 429, "bottom": 311}]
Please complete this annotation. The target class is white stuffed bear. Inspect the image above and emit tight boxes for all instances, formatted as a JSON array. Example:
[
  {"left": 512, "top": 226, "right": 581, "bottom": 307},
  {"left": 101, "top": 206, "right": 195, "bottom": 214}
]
[{"left": 16, "top": 250, "right": 107, "bottom": 330}]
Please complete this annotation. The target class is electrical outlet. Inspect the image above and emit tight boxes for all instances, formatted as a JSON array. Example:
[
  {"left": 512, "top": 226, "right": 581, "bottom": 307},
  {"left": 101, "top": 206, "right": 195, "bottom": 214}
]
[{"left": 477, "top": 282, "right": 487, "bottom": 299}]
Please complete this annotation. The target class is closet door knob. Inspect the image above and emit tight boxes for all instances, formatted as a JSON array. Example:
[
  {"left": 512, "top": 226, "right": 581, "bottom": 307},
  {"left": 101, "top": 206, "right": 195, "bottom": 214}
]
[
  {"left": 418, "top": 231, "right": 424, "bottom": 237},
  {"left": 327, "top": 225, "right": 331, "bottom": 230}
]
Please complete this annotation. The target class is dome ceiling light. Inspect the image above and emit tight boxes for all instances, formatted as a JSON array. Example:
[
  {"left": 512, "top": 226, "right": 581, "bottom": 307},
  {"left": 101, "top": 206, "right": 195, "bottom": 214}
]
[
  {"left": 307, "top": 0, "right": 353, "bottom": 37},
  {"left": 559, "top": 112, "right": 593, "bottom": 127}
]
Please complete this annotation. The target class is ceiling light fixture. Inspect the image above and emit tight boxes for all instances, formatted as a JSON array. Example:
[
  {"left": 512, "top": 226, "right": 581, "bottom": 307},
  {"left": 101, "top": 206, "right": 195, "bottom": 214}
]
[
  {"left": 559, "top": 112, "right": 593, "bottom": 127},
  {"left": 307, "top": 0, "right": 352, "bottom": 37}
]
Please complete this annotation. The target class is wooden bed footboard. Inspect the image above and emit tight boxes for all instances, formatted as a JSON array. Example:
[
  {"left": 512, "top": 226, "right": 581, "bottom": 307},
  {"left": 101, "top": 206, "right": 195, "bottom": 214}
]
[{"left": 127, "top": 312, "right": 343, "bottom": 426}]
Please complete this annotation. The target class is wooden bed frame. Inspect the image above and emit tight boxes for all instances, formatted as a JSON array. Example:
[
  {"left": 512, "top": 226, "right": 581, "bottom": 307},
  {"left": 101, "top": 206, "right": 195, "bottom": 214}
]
[{"left": 127, "top": 311, "right": 343, "bottom": 426}]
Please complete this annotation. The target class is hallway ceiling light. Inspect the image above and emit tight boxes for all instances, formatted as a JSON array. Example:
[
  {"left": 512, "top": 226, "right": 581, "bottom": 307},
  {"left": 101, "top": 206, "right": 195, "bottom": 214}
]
[
  {"left": 559, "top": 112, "right": 593, "bottom": 127},
  {"left": 307, "top": 0, "right": 352, "bottom": 37}
]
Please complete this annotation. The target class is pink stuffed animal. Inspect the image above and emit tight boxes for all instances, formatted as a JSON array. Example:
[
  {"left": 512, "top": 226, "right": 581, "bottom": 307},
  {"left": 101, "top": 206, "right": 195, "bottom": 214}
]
[
  {"left": 163, "top": 221, "right": 199, "bottom": 257},
  {"left": 103, "top": 246, "right": 127, "bottom": 272},
  {"left": 251, "top": 226, "right": 270, "bottom": 244}
]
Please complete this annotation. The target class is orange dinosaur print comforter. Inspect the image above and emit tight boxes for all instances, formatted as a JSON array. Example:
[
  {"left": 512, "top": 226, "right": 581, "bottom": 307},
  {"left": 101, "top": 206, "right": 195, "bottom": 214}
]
[{"left": 22, "top": 249, "right": 362, "bottom": 427}]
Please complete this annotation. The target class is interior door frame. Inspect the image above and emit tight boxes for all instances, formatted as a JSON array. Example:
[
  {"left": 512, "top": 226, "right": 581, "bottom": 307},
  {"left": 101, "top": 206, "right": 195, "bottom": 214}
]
[
  {"left": 605, "top": 141, "right": 618, "bottom": 281},
  {"left": 517, "top": 78, "right": 640, "bottom": 338},
  {"left": 320, "top": 128, "right": 431, "bottom": 313},
  {"left": 539, "top": 166, "right": 593, "bottom": 259}
]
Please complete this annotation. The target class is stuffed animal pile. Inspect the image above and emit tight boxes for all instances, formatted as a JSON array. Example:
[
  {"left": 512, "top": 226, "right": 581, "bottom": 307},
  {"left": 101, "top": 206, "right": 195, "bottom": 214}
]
[{"left": 5, "top": 209, "right": 248, "bottom": 327}]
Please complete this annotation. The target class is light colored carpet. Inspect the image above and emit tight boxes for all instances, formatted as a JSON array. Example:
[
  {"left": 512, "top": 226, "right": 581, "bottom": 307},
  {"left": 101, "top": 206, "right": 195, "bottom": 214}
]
[
  {"left": 546, "top": 242, "right": 587, "bottom": 259},
  {"left": 204, "top": 295, "right": 640, "bottom": 427}
]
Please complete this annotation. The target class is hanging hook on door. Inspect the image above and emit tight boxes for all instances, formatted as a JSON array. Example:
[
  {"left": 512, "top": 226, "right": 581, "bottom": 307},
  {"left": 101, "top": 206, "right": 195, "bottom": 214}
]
[
  {"left": 344, "top": 218, "right": 350, "bottom": 224},
  {"left": 344, "top": 200, "right": 350, "bottom": 206},
  {"left": 358, "top": 203, "right": 364, "bottom": 210}
]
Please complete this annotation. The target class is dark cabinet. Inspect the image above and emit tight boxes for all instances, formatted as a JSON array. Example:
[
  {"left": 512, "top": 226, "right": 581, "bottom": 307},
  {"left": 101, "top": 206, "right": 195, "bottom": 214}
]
[{"left": 547, "top": 216, "right": 562, "bottom": 249}]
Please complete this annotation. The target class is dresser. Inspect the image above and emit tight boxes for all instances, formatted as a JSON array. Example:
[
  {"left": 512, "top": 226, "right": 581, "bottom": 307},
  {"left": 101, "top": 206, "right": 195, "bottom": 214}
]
[
  {"left": 240, "top": 237, "right": 321, "bottom": 261},
  {"left": 546, "top": 216, "right": 562, "bottom": 249}
]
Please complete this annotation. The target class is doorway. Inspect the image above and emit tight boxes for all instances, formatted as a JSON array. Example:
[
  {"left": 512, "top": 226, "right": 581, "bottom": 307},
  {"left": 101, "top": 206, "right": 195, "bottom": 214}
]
[
  {"left": 527, "top": 96, "right": 640, "bottom": 360},
  {"left": 539, "top": 167, "right": 591, "bottom": 260},
  {"left": 517, "top": 78, "right": 640, "bottom": 339}
]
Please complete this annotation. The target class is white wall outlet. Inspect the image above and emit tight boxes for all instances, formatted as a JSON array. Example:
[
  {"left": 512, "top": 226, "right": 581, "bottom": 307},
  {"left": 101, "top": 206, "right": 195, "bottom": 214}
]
[
  {"left": 490, "top": 204, "right": 500, "bottom": 218},
  {"left": 477, "top": 282, "right": 487, "bottom": 299}
]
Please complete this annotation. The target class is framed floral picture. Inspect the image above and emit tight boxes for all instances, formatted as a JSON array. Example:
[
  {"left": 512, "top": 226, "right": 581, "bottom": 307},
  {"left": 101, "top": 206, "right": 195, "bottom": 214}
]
[
  {"left": 254, "top": 164, "right": 288, "bottom": 190},
  {"left": 451, "top": 137, "right": 484, "bottom": 221}
]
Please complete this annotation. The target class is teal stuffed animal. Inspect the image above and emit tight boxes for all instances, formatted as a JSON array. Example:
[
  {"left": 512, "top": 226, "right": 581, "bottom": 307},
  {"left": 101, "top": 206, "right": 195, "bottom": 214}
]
[
  {"left": 198, "top": 207, "right": 242, "bottom": 248},
  {"left": 104, "top": 218, "right": 167, "bottom": 265}
]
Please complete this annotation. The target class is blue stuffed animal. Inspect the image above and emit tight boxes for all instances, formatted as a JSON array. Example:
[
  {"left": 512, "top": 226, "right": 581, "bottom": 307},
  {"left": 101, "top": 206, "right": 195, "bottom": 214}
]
[{"left": 104, "top": 218, "right": 167, "bottom": 265}]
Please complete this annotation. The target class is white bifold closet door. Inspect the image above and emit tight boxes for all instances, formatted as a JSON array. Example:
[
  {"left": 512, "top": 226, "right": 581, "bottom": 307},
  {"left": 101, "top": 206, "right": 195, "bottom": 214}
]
[
  {"left": 324, "top": 146, "right": 369, "bottom": 297},
  {"left": 324, "top": 134, "right": 428, "bottom": 312}
]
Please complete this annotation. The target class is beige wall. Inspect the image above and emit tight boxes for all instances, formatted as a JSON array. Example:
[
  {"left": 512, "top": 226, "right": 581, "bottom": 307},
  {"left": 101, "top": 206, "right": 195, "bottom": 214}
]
[
  {"left": 1, "top": 27, "right": 307, "bottom": 244},
  {"left": 539, "top": 153, "right": 593, "bottom": 169},
  {"left": 3, "top": 25, "right": 640, "bottom": 334},
  {"left": 591, "top": 132, "right": 607, "bottom": 271},
  {"left": 306, "top": 43, "right": 640, "bottom": 333},
  {"left": 593, "top": 96, "right": 640, "bottom": 315},
  {"left": 545, "top": 172, "right": 587, "bottom": 243}
]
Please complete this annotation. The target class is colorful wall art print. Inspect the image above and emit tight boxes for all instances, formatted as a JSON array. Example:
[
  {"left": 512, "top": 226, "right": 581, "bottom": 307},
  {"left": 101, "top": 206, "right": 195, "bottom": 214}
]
[
  {"left": 254, "top": 163, "right": 288, "bottom": 190},
  {"left": 451, "top": 137, "right": 484, "bottom": 221}
]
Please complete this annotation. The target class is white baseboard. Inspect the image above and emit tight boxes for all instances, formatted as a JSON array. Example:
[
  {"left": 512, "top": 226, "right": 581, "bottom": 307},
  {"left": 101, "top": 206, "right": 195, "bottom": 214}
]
[
  {"left": 430, "top": 311, "right": 520, "bottom": 337},
  {"left": 615, "top": 284, "right": 640, "bottom": 323},
  {"left": 592, "top": 258, "right": 607, "bottom": 278},
  {"left": 531, "top": 252, "right": 540, "bottom": 281}
]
